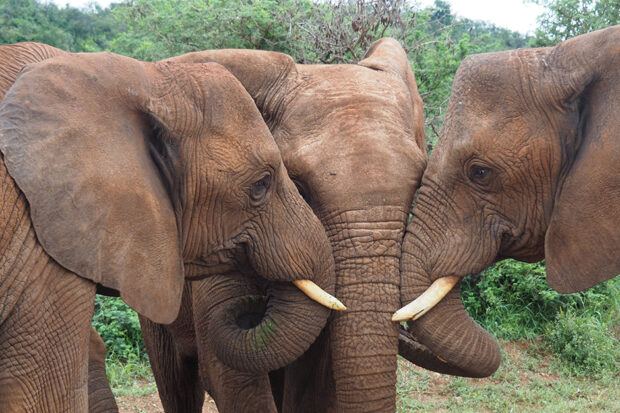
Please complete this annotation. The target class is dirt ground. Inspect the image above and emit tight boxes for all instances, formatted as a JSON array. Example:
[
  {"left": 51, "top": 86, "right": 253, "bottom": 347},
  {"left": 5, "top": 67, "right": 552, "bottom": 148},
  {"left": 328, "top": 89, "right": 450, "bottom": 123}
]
[{"left": 117, "top": 389, "right": 219, "bottom": 413}]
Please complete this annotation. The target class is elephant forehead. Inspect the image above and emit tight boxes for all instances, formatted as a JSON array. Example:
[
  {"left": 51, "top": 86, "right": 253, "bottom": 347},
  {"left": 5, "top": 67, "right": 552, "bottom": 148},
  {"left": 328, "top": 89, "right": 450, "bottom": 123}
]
[
  {"left": 295, "top": 64, "right": 410, "bottom": 110},
  {"left": 278, "top": 66, "right": 416, "bottom": 145}
]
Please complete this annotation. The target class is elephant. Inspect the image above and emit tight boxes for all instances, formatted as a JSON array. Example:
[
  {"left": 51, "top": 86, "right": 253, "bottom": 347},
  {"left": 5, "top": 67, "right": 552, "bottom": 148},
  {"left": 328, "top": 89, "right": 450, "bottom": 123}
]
[
  {"left": 0, "top": 44, "right": 339, "bottom": 411},
  {"left": 0, "top": 41, "right": 118, "bottom": 413},
  {"left": 394, "top": 26, "right": 620, "bottom": 378},
  {"left": 140, "top": 37, "right": 428, "bottom": 412}
]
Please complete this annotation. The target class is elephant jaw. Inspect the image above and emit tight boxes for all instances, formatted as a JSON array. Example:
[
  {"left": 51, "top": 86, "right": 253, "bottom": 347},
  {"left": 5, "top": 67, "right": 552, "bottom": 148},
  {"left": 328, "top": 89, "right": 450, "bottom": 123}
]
[{"left": 392, "top": 276, "right": 459, "bottom": 321}]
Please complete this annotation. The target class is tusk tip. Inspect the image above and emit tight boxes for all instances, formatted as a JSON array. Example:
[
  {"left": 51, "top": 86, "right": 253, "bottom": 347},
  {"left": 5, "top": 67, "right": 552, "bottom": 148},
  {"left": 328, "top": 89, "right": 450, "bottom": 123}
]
[
  {"left": 392, "top": 311, "right": 410, "bottom": 322},
  {"left": 293, "top": 279, "right": 346, "bottom": 311}
]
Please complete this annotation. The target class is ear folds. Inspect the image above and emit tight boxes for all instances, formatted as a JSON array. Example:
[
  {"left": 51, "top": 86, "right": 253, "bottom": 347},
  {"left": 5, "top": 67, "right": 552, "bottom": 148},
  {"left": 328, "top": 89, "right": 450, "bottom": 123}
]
[
  {"left": 0, "top": 53, "right": 184, "bottom": 323},
  {"left": 543, "top": 28, "right": 620, "bottom": 293},
  {"left": 358, "top": 38, "right": 426, "bottom": 153},
  {"left": 165, "top": 49, "right": 296, "bottom": 122}
]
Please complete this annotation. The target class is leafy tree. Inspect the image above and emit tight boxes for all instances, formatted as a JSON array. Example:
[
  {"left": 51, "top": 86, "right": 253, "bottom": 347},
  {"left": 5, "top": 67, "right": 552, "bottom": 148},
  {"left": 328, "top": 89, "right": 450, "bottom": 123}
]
[
  {"left": 109, "top": 0, "right": 308, "bottom": 61},
  {"left": 531, "top": 0, "right": 620, "bottom": 46},
  {"left": 0, "top": 0, "right": 122, "bottom": 52}
]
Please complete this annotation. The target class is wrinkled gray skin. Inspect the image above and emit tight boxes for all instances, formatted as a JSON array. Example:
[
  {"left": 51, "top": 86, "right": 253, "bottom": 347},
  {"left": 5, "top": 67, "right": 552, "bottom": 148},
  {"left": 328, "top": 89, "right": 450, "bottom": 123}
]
[
  {"left": 140, "top": 38, "right": 428, "bottom": 413},
  {"left": 0, "top": 42, "right": 118, "bottom": 413},
  {"left": 400, "top": 26, "right": 620, "bottom": 377},
  {"left": 0, "top": 43, "right": 335, "bottom": 412}
]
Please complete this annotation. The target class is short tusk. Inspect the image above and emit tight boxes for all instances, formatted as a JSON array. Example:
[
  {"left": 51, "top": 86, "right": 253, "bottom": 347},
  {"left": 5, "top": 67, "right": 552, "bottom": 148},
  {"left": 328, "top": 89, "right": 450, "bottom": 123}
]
[
  {"left": 293, "top": 280, "right": 347, "bottom": 311},
  {"left": 392, "top": 276, "right": 459, "bottom": 322}
]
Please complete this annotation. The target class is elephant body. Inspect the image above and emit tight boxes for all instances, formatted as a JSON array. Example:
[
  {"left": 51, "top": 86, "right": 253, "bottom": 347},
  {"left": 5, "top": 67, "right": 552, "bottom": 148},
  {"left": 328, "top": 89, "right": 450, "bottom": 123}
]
[
  {"left": 0, "top": 41, "right": 95, "bottom": 412},
  {"left": 0, "top": 161, "right": 95, "bottom": 410},
  {"left": 0, "top": 43, "right": 336, "bottom": 412},
  {"left": 0, "top": 42, "right": 119, "bottom": 413},
  {"left": 143, "top": 38, "right": 427, "bottom": 413},
  {"left": 397, "top": 26, "right": 620, "bottom": 376}
]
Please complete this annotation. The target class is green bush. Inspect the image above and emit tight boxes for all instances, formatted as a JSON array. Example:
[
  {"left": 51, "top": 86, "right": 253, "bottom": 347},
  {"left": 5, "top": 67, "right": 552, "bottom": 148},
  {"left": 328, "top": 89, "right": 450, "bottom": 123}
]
[
  {"left": 91, "top": 296, "right": 147, "bottom": 362},
  {"left": 545, "top": 309, "right": 619, "bottom": 377},
  {"left": 462, "top": 259, "right": 620, "bottom": 375},
  {"left": 462, "top": 260, "right": 619, "bottom": 340}
]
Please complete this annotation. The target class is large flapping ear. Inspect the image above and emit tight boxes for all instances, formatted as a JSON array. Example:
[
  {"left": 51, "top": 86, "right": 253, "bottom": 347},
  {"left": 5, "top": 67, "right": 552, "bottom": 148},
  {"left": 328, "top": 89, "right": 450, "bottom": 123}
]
[
  {"left": 0, "top": 42, "right": 65, "bottom": 100},
  {"left": 0, "top": 52, "right": 184, "bottom": 323},
  {"left": 164, "top": 49, "right": 297, "bottom": 125},
  {"left": 358, "top": 37, "right": 426, "bottom": 153},
  {"left": 543, "top": 26, "right": 620, "bottom": 293}
]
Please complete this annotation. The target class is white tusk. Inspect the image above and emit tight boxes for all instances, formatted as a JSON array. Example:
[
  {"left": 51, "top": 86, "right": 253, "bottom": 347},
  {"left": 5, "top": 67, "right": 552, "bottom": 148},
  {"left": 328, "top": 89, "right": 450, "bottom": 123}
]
[
  {"left": 392, "top": 276, "right": 459, "bottom": 322},
  {"left": 294, "top": 280, "right": 347, "bottom": 311}
]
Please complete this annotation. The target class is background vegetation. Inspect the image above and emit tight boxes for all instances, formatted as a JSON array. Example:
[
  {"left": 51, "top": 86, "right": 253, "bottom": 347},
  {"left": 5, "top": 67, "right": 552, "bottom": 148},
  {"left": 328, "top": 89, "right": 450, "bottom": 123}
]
[{"left": 2, "top": 0, "right": 618, "bottom": 402}]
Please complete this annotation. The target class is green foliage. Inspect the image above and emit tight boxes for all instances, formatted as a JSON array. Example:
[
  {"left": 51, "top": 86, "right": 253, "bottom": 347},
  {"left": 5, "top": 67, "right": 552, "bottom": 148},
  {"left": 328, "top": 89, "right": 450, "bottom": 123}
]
[
  {"left": 462, "top": 259, "right": 620, "bottom": 375},
  {"left": 92, "top": 296, "right": 147, "bottom": 362},
  {"left": 545, "top": 310, "right": 619, "bottom": 377},
  {"left": 109, "top": 0, "right": 307, "bottom": 61},
  {"left": 0, "top": 0, "right": 121, "bottom": 52},
  {"left": 531, "top": 0, "right": 620, "bottom": 46},
  {"left": 462, "top": 260, "right": 619, "bottom": 339}
]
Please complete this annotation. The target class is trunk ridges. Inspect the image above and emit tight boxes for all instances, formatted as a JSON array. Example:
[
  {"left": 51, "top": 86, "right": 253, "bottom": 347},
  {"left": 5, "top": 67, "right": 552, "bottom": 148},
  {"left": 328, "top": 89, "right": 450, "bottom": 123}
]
[
  {"left": 400, "top": 198, "right": 502, "bottom": 377},
  {"left": 201, "top": 273, "right": 330, "bottom": 374},
  {"left": 321, "top": 205, "right": 407, "bottom": 412}
]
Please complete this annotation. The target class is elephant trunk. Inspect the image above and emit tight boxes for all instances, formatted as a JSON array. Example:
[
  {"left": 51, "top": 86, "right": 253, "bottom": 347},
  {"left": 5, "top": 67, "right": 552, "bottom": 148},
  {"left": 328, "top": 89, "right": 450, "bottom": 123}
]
[
  {"left": 197, "top": 272, "right": 330, "bottom": 374},
  {"left": 399, "top": 209, "right": 500, "bottom": 377},
  {"left": 326, "top": 207, "right": 405, "bottom": 412}
]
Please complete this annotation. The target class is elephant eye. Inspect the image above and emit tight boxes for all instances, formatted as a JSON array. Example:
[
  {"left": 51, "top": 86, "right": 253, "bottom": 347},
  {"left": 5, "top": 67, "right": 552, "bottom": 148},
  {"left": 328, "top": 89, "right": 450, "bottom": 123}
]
[
  {"left": 469, "top": 165, "right": 491, "bottom": 181},
  {"left": 250, "top": 174, "right": 271, "bottom": 203}
]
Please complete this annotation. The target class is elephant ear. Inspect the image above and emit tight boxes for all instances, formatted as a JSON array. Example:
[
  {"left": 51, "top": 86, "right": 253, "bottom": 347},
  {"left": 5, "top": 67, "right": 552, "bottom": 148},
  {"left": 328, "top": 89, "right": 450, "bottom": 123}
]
[
  {"left": 358, "top": 37, "right": 426, "bottom": 152},
  {"left": 164, "top": 49, "right": 296, "bottom": 124},
  {"left": 544, "top": 27, "right": 620, "bottom": 293},
  {"left": 0, "top": 53, "right": 184, "bottom": 323}
]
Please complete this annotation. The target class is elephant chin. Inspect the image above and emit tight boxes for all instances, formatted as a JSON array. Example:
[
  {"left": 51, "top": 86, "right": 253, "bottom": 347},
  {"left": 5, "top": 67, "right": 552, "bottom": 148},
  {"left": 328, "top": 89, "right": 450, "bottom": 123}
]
[{"left": 207, "top": 281, "right": 329, "bottom": 374}]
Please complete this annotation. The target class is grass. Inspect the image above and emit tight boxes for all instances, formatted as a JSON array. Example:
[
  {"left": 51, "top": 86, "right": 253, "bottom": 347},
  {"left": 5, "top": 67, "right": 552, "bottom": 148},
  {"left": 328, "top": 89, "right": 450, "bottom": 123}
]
[
  {"left": 106, "top": 354, "right": 155, "bottom": 397},
  {"left": 396, "top": 340, "right": 620, "bottom": 412}
]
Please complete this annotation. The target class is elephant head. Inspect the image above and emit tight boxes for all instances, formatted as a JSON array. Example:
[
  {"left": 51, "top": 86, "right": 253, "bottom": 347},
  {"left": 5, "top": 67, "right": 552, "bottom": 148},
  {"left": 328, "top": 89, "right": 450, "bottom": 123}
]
[
  {"left": 167, "top": 38, "right": 427, "bottom": 412},
  {"left": 396, "top": 26, "right": 620, "bottom": 377},
  {"left": 0, "top": 50, "right": 339, "bottom": 374}
]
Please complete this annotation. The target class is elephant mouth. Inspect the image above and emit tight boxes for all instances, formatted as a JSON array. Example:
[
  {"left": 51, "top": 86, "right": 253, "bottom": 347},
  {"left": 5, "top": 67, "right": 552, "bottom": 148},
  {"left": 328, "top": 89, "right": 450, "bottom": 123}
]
[{"left": 185, "top": 243, "right": 343, "bottom": 311}]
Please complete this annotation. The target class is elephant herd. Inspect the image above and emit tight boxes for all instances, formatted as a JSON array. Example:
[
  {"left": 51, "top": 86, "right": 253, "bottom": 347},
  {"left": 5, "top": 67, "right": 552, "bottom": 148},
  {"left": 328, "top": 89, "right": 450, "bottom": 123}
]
[{"left": 0, "top": 25, "right": 617, "bottom": 413}]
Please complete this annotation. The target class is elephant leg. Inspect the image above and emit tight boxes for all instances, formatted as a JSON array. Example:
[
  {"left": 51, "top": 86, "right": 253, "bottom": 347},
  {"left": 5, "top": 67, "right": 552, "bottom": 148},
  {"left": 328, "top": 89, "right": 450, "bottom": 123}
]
[
  {"left": 88, "top": 327, "right": 118, "bottom": 412},
  {"left": 0, "top": 257, "right": 96, "bottom": 412},
  {"left": 198, "top": 339, "right": 277, "bottom": 413},
  {"left": 279, "top": 328, "right": 333, "bottom": 413},
  {"left": 139, "top": 282, "right": 204, "bottom": 413}
]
